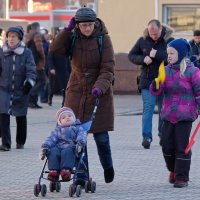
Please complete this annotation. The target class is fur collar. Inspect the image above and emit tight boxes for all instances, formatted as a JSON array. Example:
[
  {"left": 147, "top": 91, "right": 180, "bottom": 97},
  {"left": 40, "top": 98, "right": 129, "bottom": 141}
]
[
  {"left": 143, "top": 24, "right": 174, "bottom": 42},
  {"left": 3, "top": 41, "right": 25, "bottom": 56}
]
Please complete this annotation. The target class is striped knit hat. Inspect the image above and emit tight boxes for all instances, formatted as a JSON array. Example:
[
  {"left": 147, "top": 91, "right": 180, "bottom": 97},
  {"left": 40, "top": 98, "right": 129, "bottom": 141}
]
[{"left": 56, "top": 107, "right": 76, "bottom": 126}]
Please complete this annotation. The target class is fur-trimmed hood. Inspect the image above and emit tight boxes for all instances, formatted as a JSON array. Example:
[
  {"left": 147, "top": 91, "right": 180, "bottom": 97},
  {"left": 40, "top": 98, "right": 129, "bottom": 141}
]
[
  {"left": 3, "top": 41, "right": 25, "bottom": 56},
  {"left": 143, "top": 24, "right": 174, "bottom": 42}
]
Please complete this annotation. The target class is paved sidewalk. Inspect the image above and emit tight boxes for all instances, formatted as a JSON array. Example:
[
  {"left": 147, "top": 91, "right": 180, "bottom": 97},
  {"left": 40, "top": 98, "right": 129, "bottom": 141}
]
[{"left": 0, "top": 95, "right": 200, "bottom": 200}]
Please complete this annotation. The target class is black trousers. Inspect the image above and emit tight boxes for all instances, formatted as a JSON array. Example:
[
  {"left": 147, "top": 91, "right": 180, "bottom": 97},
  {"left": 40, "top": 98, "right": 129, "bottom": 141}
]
[
  {"left": 161, "top": 120, "right": 192, "bottom": 181},
  {"left": 0, "top": 114, "right": 27, "bottom": 148},
  {"left": 16, "top": 116, "right": 27, "bottom": 145}
]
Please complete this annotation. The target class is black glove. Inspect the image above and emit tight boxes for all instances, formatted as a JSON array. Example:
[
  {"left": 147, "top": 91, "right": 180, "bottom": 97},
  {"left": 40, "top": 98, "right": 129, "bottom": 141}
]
[
  {"left": 22, "top": 81, "right": 32, "bottom": 95},
  {"left": 39, "top": 148, "right": 49, "bottom": 160}
]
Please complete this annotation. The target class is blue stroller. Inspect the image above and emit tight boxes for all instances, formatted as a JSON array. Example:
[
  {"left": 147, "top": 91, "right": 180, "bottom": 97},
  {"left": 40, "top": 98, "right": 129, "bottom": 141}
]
[{"left": 33, "top": 99, "right": 99, "bottom": 198}]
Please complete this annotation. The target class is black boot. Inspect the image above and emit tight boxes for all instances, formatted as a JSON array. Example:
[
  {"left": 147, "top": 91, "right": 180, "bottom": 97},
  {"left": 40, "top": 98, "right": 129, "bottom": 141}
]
[{"left": 104, "top": 167, "right": 114, "bottom": 183}]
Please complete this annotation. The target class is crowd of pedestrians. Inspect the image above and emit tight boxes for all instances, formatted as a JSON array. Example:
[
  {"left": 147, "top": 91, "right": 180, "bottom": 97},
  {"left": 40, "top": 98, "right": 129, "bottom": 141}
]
[
  {"left": 0, "top": 6, "right": 115, "bottom": 186},
  {"left": 1, "top": 5, "right": 200, "bottom": 190},
  {"left": 0, "top": 22, "right": 71, "bottom": 149}
]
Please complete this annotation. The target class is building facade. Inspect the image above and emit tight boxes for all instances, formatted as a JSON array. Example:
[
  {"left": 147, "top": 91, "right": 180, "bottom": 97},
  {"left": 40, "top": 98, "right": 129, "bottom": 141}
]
[
  {"left": 2, "top": 0, "right": 199, "bottom": 52},
  {"left": 97, "top": 0, "right": 200, "bottom": 53}
]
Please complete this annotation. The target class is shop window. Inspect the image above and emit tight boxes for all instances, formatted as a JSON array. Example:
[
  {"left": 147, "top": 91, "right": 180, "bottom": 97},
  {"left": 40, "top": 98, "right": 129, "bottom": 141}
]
[{"left": 163, "top": 5, "right": 200, "bottom": 33}]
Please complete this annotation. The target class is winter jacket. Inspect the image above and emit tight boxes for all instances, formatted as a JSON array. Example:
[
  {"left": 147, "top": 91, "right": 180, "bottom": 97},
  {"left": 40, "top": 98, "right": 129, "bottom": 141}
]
[
  {"left": 49, "top": 18, "right": 115, "bottom": 133},
  {"left": 26, "top": 32, "right": 45, "bottom": 71},
  {"left": 42, "top": 119, "right": 87, "bottom": 150},
  {"left": 150, "top": 63, "right": 200, "bottom": 123},
  {"left": 128, "top": 25, "right": 174, "bottom": 90},
  {"left": 0, "top": 41, "right": 36, "bottom": 116},
  {"left": 189, "top": 39, "right": 200, "bottom": 68},
  {"left": 48, "top": 52, "right": 71, "bottom": 94}
]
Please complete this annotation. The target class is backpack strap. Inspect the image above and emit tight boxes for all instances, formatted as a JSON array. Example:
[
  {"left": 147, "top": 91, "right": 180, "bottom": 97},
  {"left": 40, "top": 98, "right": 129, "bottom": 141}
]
[
  {"left": 69, "top": 31, "right": 77, "bottom": 60},
  {"left": 69, "top": 32, "right": 104, "bottom": 60},
  {"left": 97, "top": 34, "right": 103, "bottom": 54}
]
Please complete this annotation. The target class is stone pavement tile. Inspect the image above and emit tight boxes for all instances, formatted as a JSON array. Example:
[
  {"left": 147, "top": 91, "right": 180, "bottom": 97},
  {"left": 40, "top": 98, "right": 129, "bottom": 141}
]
[{"left": 0, "top": 95, "right": 200, "bottom": 200}]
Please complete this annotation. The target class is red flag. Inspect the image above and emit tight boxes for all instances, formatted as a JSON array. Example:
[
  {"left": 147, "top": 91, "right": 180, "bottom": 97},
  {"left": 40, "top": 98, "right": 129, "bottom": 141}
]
[{"left": 185, "top": 121, "right": 200, "bottom": 154}]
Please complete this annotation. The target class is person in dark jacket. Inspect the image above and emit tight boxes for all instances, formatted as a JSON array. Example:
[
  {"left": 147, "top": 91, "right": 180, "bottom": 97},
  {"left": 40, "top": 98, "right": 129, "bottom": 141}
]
[
  {"left": 40, "top": 28, "right": 50, "bottom": 103},
  {"left": 128, "top": 19, "right": 174, "bottom": 149},
  {"left": 26, "top": 22, "right": 46, "bottom": 109},
  {"left": 0, "top": 26, "right": 36, "bottom": 151},
  {"left": 189, "top": 30, "right": 200, "bottom": 69},
  {"left": 47, "top": 48, "right": 71, "bottom": 106},
  {"left": 49, "top": 6, "right": 115, "bottom": 184}
]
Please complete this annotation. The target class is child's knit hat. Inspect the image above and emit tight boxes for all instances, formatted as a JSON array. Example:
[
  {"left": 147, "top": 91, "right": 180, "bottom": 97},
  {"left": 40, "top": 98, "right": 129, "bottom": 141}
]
[
  {"left": 167, "top": 38, "right": 191, "bottom": 64},
  {"left": 56, "top": 107, "right": 76, "bottom": 125}
]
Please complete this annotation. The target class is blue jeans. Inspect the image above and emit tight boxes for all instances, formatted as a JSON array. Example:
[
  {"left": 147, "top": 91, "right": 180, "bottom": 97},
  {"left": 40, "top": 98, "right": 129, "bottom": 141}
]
[{"left": 141, "top": 89, "right": 163, "bottom": 140}]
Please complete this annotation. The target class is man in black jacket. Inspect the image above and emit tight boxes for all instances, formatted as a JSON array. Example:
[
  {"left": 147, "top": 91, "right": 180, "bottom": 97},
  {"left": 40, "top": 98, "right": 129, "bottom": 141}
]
[
  {"left": 189, "top": 30, "right": 200, "bottom": 69},
  {"left": 128, "top": 19, "right": 174, "bottom": 149}
]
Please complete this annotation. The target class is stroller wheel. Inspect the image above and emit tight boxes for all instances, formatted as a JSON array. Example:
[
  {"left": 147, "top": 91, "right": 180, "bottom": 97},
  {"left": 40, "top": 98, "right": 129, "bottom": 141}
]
[
  {"left": 90, "top": 181, "right": 96, "bottom": 193},
  {"left": 84, "top": 181, "right": 89, "bottom": 193},
  {"left": 55, "top": 182, "right": 61, "bottom": 192},
  {"left": 41, "top": 184, "right": 47, "bottom": 197},
  {"left": 49, "top": 181, "right": 55, "bottom": 192},
  {"left": 34, "top": 184, "right": 41, "bottom": 197},
  {"left": 69, "top": 184, "right": 76, "bottom": 197},
  {"left": 76, "top": 185, "right": 82, "bottom": 197}
]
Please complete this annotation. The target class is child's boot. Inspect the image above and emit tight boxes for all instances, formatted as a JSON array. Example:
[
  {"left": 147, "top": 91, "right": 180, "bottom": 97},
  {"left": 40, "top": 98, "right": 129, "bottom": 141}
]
[
  {"left": 60, "top": 169, "right": 71, "bottom": 181},
  {"left": 48, "top": 170, "right": 59, "bottom": 181},
  {"left": 169, "top": 172, "right": 175, "bottom": 184}
]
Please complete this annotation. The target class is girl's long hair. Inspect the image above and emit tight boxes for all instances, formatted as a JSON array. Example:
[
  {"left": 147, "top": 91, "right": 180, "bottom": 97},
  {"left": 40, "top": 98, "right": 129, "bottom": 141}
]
[{"left": 180, "top": 58, "right": 187, "bottom": 76}]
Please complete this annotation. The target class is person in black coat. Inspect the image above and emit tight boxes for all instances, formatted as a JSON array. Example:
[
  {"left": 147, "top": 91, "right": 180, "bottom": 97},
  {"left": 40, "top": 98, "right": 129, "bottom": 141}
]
[
  {"left": 128, "top": 19, "right": 174, "bottom": 149},
  {"left": 47, "top": 50, "right": 71, "bottom": 106},
  {"left": 40, "top": 28, "right": 50, "bottom": 103},
  {"left": 189, "top": 30, "right": 200, "bottom": 69}
]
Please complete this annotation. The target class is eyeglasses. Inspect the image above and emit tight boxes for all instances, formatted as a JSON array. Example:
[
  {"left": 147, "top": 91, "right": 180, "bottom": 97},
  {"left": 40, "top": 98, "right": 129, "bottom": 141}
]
[{"left": 78, "top": 22, "right": 95, "bottom": 29}]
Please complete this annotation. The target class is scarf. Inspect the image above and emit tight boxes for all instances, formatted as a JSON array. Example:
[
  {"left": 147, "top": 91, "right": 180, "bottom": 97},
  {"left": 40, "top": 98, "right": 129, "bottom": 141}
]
[{"left": 3, "top": 41, "right": 25, "bottom": 56}]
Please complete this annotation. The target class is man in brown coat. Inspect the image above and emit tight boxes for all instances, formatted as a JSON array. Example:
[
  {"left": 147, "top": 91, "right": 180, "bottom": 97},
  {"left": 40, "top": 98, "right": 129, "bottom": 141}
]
[{"left": 49, "top": 7, "right": 115, "bottom": 184}]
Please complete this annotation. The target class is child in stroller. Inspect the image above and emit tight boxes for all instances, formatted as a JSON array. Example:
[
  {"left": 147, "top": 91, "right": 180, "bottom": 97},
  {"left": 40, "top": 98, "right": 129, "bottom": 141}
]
[
  {"left": 34, "top": 102, "right": 98, "bottom": 197},
  {"left": 39, "top": 106, "right": 87, "bottom": 182}
]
